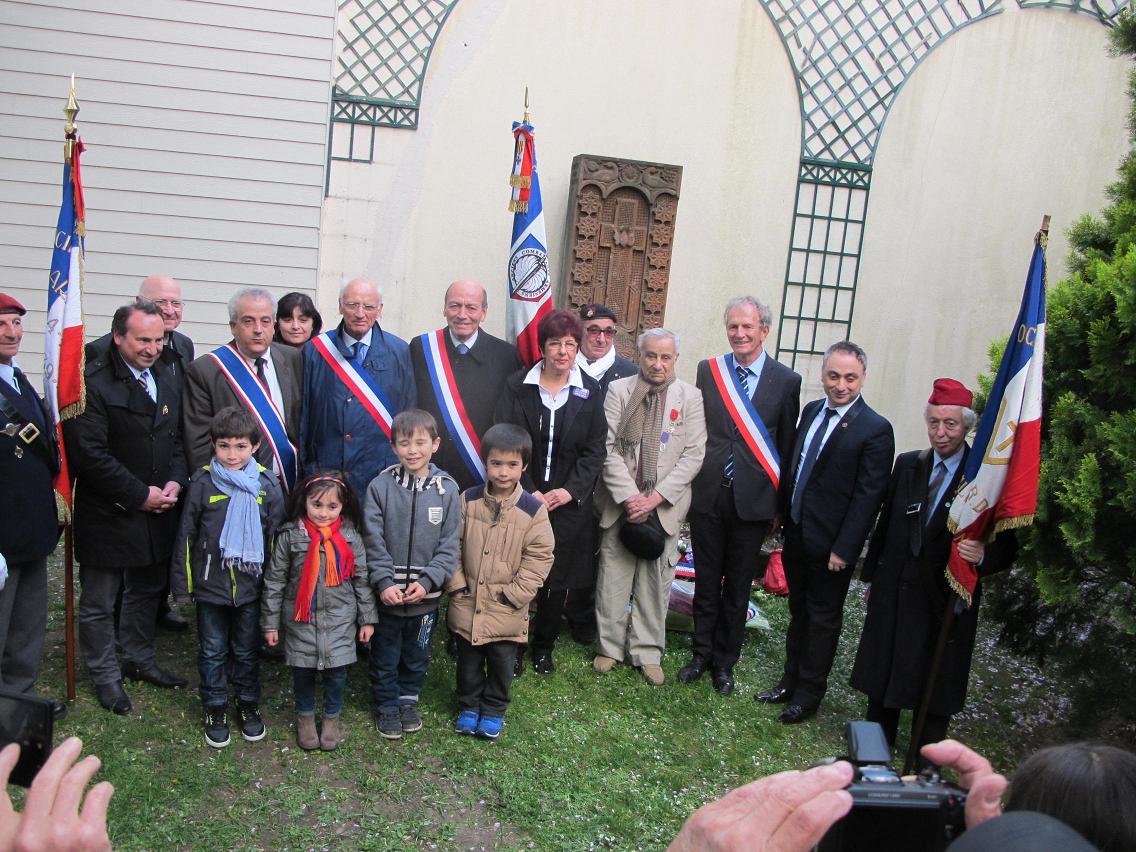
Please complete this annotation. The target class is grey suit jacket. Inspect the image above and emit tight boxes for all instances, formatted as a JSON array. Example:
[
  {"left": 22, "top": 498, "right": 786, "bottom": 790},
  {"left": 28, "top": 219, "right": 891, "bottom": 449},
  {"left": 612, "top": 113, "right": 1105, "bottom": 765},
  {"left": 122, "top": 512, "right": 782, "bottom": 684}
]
[
  {"left": 182, "top": 341, "right": 303, "bottom": 471},
  {"left": 595, "top": 375, "right": 707, "bottom": 535}
]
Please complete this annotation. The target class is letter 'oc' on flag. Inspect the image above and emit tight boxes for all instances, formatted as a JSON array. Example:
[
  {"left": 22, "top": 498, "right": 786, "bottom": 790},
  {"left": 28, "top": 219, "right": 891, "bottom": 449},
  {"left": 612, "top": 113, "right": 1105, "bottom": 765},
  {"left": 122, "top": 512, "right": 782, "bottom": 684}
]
[{"left": 946, "top": 233, "right": 1046, "bottom": 606}]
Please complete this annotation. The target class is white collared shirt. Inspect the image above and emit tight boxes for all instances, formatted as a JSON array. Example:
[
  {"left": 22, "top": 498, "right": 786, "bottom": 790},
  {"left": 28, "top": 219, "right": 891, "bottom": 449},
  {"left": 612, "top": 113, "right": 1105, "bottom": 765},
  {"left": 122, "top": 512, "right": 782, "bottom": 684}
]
[
  {"left": 523, "top": 361, "right": 585, "bottom": 483},
  {"left": 734, "top": 349, "right": 767, "bottom": 396},
  {"left": 448, "top": 328, "right": 479, "bottom": 351},
  {"left": 0, "top": 361, "right": 18, "bottom": 393},
  {"left": 795, "top": 395, "right": 860, "bottom": 480},
  {"left": 576, "top": 347, "right": 615, "bottom": 382},
  {"left": 125, "top": 362, "right": 157, "bottom": 402}
]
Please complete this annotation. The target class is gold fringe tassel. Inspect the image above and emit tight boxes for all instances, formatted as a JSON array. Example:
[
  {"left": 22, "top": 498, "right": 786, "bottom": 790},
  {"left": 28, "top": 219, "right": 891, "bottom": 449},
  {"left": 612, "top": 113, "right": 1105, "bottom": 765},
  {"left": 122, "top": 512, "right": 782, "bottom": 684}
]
[
  {"left": 993, "top": 513, "right": 1035, "bottom": 534},
  {"left": 508, "top": 200, "right": 528, "bottom": 214},
  {"left": 945, "top": 568, "right": 973, "bottom": 608},
  {"left": 59, "top": 400, "right": 85, "bottom": 420},
  {"left": 509, "top": 175, "right": 531, "bottom": 189},
  {"left": 55, "top": 491, "right": 70, "bottom": 526}
]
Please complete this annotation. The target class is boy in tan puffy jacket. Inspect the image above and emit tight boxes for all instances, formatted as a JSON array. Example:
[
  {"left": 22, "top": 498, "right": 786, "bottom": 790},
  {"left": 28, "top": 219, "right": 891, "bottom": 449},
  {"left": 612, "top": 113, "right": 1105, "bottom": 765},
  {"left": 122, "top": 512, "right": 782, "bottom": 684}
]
[{"left": 445, "top": 424, "right": 554, "bottom": 739}]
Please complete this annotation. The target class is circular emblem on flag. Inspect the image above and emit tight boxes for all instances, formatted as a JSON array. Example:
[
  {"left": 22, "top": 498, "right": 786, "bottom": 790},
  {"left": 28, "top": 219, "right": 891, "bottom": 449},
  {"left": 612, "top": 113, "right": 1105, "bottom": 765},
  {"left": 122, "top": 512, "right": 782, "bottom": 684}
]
[{"left": 509, "top": 248, "right": 551, "bottom": 302}]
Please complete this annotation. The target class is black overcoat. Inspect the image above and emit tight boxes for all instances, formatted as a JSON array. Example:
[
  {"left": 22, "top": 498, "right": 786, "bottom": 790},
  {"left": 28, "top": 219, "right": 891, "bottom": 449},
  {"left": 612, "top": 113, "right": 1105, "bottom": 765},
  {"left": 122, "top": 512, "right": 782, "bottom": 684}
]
[
  {"left": 849, "top": 446, "right": 1018, "bottom": 715},
  {"left": 410, "top": 328, "right": 523, "bottom": 492},
  {"left": 0, "top": 371, "right": 60, "bottom": 562},
  {"left": 64, "top": 346, "right": 188, "bottom": 567},
  {"left": 493, "top": 365, "right": 607, "bottom": 590}
]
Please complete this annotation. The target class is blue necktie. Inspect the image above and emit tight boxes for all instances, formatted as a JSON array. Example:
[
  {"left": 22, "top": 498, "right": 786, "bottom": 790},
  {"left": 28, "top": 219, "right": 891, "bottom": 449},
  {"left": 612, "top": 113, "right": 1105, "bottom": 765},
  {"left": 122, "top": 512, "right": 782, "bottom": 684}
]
[
  {"left": 926, "top": 460, "right": 949, "bottom": 521},
  {"left": 790, "top": 407, "right": 836, "bottom": 523},
  {"left": 723, "top": 365, "right": 753, "bottom": 480},
  {"left": 353, "top": 342, "right": 367, "bottom": 362},
  {"left": 457, "top": 343, "right": 469, "bottom": 355}
]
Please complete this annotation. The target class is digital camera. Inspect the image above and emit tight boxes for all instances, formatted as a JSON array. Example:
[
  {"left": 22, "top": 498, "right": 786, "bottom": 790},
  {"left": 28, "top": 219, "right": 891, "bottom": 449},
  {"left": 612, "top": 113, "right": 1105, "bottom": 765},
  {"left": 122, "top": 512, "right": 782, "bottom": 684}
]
[{"left": 816, "top": 721, "right": 967, "bottom": 852}]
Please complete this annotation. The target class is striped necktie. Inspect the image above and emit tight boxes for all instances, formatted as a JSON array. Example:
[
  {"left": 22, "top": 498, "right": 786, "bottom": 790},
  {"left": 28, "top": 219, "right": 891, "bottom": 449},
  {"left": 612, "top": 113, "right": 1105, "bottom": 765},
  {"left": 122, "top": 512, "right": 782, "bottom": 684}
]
[{"left": 723, "top": 365, "right": 753, "bottom": 480}]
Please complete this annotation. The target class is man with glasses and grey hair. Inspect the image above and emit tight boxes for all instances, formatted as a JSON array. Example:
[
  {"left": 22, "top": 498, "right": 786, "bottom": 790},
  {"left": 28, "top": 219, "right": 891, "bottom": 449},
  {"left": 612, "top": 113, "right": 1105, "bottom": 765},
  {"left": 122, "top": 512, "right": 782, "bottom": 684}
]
[
  {"left": 593, "top": 327, "right": 706, "bottom": 685},
  {"left": 301, "top": 276, "right": 415, "bottom": 495},
  {"left": 183, "top": 287, "right": 304, "bottom": 487},
  {"left": 680, "top": 296, "right": 801, "bottom": 697}
]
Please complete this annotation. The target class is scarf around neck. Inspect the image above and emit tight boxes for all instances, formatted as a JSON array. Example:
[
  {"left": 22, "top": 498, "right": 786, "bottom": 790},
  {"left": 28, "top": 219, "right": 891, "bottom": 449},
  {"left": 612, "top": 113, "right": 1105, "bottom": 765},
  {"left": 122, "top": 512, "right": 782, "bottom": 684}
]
[
  {"left": 295, "top": 516, "right": 355, "bottom": 623},
  {"left": 209, "top": 457, "right": 264, "bottom": 576},
  {"left": 615, "top": 374, "right": 675, "bottom": 492}
]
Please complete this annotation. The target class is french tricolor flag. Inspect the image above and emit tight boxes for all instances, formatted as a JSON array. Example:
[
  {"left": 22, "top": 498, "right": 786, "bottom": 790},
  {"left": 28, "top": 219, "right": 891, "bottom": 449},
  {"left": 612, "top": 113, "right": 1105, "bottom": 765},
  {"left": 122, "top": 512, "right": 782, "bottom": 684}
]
[{"left": 946, "top": 228, "right": 1046, "bottom": 605}]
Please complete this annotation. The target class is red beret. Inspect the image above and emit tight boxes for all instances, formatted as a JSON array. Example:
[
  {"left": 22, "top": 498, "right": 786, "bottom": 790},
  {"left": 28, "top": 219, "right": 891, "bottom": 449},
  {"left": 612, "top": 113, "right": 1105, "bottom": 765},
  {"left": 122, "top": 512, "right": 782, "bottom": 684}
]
[
  {"left": 928, "top": 377, "right": 973, "bottom": 408},
  {"left": 0, "top": 293, "right": 27, "bottom": 316}
]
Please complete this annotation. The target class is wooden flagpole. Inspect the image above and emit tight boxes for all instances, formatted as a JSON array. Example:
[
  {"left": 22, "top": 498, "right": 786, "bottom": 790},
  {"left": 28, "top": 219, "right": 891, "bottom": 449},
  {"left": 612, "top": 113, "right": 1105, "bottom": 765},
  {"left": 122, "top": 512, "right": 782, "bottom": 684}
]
[{"left": 62, "top": 77, "right": 79, "bottom": 703}]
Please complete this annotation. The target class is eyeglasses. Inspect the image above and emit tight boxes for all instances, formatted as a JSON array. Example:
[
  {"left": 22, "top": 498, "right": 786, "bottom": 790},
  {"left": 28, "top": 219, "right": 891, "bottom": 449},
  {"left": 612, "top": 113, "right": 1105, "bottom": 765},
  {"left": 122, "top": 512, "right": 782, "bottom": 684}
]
[
  {"left": 545, "top": 339, "right": 579, "bottom": 352},
  {"left": 585, "top": 326, "right": 616, "bottom": 338},
  {"left": 341, "top": 301, "right": 380, "bottom": 313},
  {"left": 151, "top": 299, "right": 183, "bottom": 310}
]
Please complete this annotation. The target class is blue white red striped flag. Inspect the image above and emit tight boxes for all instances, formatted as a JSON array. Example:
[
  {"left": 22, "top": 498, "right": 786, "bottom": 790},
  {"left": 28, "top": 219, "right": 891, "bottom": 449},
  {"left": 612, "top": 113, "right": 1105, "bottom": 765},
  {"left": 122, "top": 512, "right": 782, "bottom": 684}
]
[
  {"left": 506, "top": 117, "right": 552, "bottom": 366},
  {"left": 44, "top": 126, "right": 86, "bottom": 521},
  {"left": 946, "top": 228, "right": 1046, "bottom": 605}
]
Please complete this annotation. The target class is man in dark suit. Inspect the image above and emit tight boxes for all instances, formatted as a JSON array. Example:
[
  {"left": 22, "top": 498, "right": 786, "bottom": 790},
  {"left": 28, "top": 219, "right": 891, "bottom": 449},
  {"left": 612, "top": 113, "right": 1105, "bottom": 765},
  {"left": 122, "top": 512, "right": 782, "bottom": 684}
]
[
  {"left": 410, "top": 279, "right": 522, "bottom": 492},
  {"left": 139, "top": 275, "right": 194, "bottom": 381},
  {"left": 183, "top": 287, "right": 303, "bottom": 479},
  {"left": 680, "top": 296, "right": 801, "bottom": 694},
  {"left": 65, "top": 301, "right": 189, "bottom": 714},
  {"left": 0, "top": 293, "right": 65, "bottom": 719},
  {"left": 301, "top": 277, "right": 414, "bottom": 496},
  {"left": 567, "top": 302, "right": 639, "bottom": 644},
  {"left": 756, "top": 340, "right": 893, "bottom": 723},
  {"left": 850, "top": 379, "right": 1017, "bottom": 749}
]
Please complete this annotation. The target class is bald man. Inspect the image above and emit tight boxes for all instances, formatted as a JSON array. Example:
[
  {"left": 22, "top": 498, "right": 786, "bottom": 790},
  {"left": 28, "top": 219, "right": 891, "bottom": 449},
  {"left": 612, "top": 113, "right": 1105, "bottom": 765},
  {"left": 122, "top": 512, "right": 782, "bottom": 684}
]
[
  {"left": 409, "top": 279, "right": 522, "bottom": 492},
  {"left": 301, "top": 277, "right": 415, "bottom": 495}
]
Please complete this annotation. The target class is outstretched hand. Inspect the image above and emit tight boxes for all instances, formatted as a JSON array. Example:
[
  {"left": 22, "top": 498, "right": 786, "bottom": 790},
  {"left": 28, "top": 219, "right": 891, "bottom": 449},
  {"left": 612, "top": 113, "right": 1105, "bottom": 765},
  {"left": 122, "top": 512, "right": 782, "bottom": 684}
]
[{"left": 921, "top": 739, "right": 1007, "bottom": 830}]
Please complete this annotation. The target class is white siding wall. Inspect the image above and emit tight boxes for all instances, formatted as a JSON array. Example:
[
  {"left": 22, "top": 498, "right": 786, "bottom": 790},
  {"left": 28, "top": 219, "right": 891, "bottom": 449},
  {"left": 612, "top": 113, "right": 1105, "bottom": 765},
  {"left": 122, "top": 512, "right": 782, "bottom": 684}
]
[{"left": 0, "top": 0, "right": 335, "bottom": 384}]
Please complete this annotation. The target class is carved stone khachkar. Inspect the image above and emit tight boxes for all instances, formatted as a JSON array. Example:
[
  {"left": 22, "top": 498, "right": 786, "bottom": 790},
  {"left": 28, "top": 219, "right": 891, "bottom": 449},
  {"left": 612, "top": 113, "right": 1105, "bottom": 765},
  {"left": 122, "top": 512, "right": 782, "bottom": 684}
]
[{"left": 559, "top": 155, "right": 682, "bottom": 360}]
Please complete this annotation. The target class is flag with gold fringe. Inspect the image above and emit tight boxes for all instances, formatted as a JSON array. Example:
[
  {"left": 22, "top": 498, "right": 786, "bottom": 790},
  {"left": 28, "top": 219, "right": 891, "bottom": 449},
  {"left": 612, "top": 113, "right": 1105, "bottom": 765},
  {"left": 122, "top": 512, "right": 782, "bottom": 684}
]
[
  {"left": 506, "top": 114, "right": 551, "bottom": 366},
  {"left": 946, "top": 227, "right": 1046, "bottom": 605}
]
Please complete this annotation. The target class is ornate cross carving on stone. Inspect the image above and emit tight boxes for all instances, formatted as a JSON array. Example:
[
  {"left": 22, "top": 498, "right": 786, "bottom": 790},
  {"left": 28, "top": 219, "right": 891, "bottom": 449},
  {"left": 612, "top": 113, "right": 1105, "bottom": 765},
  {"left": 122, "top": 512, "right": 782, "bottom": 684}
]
[{"left": 598, "top": 198, "right": 649, "bottom": 330}]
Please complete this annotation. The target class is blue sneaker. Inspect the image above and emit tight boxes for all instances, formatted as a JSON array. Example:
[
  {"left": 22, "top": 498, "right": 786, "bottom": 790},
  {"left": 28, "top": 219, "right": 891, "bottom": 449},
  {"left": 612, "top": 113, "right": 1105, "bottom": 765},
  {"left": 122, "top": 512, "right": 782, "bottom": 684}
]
[
  {"left": 454, "top": 710, "right": 479, "bottom": 735},
  {"left": 475, "top": 714, "right": 504, "bottom": 739}
]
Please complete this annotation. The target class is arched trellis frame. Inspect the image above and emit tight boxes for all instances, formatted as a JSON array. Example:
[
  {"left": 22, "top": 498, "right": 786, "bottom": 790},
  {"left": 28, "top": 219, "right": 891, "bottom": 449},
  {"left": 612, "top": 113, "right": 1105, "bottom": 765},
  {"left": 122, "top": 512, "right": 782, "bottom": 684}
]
[{"left": 760, "top": 0, "right": 1130, "bottom": 372}]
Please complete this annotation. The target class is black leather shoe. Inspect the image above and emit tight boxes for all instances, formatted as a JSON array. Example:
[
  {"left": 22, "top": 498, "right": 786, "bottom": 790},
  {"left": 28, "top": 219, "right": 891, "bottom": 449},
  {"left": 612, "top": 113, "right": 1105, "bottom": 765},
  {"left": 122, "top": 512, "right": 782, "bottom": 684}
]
[
  {"left": 755, "top": 684, "right": 792, "bottom": 704},
  {"left": 158, "top": 610, "right": 189, "bottom": 631},
  {"left": 122, "top": 662, "right": 188, "bottom": 689},
  {"left": 777, "top": 704, "right": 817, "bottom": 725},
  {"left": 570, "top": 624, "right": 597, "bottom": 645},
  {"left": 513, "top": 647, "right": 524, "bottom": 679},
  {"left": 95, "top": 681, "right": 133, "bottom": 715},
  {"left": 532, "top": 651, "right": 555, "bottom": 675},
  {"left": 712, "top": 667, "right": 735, "bottom": 695},
  {"left": 50, "top": 699, "right": 69, "bottom": 721},
  {"left": 677, "top": 656, "right": 708, "bottom": 684}
]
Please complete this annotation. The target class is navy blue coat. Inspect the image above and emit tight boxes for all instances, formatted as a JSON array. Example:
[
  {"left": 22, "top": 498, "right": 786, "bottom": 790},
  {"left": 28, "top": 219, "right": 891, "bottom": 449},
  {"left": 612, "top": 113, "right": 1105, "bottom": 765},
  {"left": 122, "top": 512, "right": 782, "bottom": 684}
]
[
  {"left": 0, "top": 370, "right": 60, "bottom": 563},
  {"left": 301, "top": 321, "right": 416, "bottom": 496}
]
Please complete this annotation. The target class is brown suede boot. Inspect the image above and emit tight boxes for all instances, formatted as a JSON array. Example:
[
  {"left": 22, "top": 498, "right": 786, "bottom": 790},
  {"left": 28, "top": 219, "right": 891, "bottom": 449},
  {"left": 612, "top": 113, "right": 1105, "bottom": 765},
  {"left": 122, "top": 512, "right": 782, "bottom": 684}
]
[
  {"left": 296, "top": 714, "right": 318, "bottom": 750},
  {"left": 320, "top": 716, "right": 344, "bottom": 751}
]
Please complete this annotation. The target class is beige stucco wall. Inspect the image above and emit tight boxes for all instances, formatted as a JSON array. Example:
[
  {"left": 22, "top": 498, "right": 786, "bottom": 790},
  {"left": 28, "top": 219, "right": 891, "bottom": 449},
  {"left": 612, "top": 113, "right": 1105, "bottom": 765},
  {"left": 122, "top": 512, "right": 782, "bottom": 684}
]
[{"left": 320, "top": 0, "right": 1129, "bottom": 452}]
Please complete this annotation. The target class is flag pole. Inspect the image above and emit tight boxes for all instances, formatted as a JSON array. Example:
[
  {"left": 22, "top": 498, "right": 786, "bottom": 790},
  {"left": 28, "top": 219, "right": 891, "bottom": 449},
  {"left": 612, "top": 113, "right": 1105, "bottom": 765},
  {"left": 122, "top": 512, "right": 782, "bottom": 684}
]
[
  {"left": 62, "top": 76, "right": 79, "bottom": 703},
  {"left": 902, "top": 213, "right": 1051, "bottom": 775}
]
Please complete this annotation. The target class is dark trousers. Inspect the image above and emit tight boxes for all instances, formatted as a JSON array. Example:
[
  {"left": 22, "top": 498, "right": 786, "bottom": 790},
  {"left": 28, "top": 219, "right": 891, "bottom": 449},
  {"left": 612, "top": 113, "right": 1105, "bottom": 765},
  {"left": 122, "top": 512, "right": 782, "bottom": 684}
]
[
  {"left": 369, "top": 610, "right": 437, "bottom": 710},
  {"left": 455, "top": 636, "right": 516, "bottom": 717},
  {"left": 530, "top": 585, "right": 568, "bottom": 655},
  {"left": 867, "top": 698, "right": 951, "bottom": 754},
  {"left": 293, "top": 665, "right": 348, "bottom": 717},
  {"left": 780, "top": 528, "right": 855, "bottom": 709},
  {"left": 563, "top": 520, "right": 599, "bottom": 637},
  {"left": 0, "top": 557, "right": 47, "bottom": 694},
  {"left": 689, "top": 486, "right": 768, "bottom": 669},
  {"left": 79, "top": 560, "right": 165, "bottom": 686},
  {"left": 196, "top": 601, "right": 260, "bottom": 707}
]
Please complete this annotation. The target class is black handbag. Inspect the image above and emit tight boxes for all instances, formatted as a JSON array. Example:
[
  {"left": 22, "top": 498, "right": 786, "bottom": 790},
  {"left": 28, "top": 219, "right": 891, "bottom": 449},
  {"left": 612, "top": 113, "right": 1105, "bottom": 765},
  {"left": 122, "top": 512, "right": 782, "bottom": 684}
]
[{"left": 619, "top": 511, "right": 667, "bottom": 560}]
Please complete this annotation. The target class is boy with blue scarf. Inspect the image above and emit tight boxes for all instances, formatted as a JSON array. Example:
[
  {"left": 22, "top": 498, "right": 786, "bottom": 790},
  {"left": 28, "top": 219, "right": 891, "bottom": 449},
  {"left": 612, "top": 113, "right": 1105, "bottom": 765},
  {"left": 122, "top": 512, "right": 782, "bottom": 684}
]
[{"left": 172, "top": 407, "right": 286, "bottom": 748}]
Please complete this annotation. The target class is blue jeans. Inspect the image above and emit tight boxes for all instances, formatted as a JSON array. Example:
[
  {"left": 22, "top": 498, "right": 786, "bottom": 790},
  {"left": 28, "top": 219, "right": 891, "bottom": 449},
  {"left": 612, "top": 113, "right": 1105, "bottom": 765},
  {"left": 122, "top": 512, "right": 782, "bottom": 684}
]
[
  {"left": 292, "top": 666, "right": 348, "bottom": 717},
  {"left": 196, "top": 600, "right": 260, "bottom": 707},
  {"left": 369, "top": 610, "right": 437, "bottom": 710}
]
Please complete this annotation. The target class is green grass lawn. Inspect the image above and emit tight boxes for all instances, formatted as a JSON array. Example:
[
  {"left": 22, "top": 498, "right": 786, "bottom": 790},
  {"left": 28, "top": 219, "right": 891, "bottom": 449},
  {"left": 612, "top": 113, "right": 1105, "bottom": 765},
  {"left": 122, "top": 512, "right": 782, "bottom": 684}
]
[{"left": 31, "top": 555, "right": 1070, "bottom": 851}]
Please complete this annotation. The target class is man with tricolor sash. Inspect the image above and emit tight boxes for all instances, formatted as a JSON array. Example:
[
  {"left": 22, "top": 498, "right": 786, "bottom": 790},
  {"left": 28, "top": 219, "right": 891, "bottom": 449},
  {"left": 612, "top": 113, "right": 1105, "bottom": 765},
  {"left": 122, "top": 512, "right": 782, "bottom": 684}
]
[
  {"left": 301, "top": 277, "right": 415, "bottom": 496},
  {"left": 183, "top": 288, "right": 303, "bottom": 490},
  {"left": 409, "top": 279, "right": 522, "bottom": 492},
  {"left": 680, "top": 297, "right": 801, "bottom": 696}
]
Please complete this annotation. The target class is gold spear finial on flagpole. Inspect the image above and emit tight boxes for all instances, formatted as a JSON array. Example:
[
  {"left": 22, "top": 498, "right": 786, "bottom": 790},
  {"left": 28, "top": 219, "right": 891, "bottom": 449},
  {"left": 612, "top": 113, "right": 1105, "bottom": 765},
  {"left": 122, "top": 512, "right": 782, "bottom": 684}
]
[
  {"left": 1036, "top": 214, "right": 1051, "bottom": 248},
  {"left": 63, "top": 75, "right": 80, "bottom": 163},
  {"left": 523, "top": 86, "right": 529, "bottom": 125}
]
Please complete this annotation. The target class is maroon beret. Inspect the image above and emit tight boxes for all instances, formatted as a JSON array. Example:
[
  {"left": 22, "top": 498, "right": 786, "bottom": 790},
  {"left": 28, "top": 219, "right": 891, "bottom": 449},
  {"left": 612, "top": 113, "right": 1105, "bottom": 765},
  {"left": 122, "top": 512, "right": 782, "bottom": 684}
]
[
  {"left": 928, "top": 377, "right": 973, "bottom": 408},
  {"left": 0, "top": 293, "right": 27, "bottom": 316}
]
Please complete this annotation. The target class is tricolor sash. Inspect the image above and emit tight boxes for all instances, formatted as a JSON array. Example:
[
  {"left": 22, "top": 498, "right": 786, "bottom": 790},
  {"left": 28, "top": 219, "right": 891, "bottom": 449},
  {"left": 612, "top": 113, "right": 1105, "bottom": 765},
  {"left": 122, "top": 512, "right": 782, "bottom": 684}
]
[
  {"left": 310, "top": 330, "right": 394, "bottom": 439},
  {"left": 208, "top": 345, "right": 298, "bottom": 491},
  {"left": 708, "top": 354, "right": 781, "bottom": 489},
  {"left": 419, "top": 330, "right": 485, "bottom": 483}
]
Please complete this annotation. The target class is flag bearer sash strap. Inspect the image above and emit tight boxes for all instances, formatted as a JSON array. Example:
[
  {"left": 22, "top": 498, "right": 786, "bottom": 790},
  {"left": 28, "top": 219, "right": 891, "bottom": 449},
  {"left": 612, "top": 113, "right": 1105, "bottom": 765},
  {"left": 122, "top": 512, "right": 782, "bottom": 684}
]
[{"left": 209, "top": 344, "right": 298, "bottom": 491}]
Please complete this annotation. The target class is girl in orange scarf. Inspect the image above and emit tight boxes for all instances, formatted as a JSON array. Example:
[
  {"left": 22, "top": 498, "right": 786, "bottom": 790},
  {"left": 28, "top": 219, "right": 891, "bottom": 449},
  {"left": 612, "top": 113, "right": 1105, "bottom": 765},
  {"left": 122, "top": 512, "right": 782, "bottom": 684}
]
[{"left": 261, "top": 472, "right": 379, "bottom": 751}]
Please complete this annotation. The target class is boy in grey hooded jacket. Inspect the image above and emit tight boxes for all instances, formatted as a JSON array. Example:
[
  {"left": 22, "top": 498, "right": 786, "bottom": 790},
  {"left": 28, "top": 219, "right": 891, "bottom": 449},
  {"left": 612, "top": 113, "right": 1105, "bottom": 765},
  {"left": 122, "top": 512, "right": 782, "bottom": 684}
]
[{"left": 363, "top": 410, "right": 461, "bottom": 738}]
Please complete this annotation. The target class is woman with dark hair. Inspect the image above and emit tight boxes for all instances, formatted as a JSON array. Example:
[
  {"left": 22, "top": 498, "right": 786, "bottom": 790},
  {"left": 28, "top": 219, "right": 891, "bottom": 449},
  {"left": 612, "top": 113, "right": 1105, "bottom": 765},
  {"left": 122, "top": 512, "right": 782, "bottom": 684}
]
[
  {"left": 493, "top": 308, "right": 607, "bottom": 675},
  {"left": 274, "top": 292, "right": 323, "bottom": 347},
  {"left": 1004, "top": 742, "right": 1136, "bottom": 852}
]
